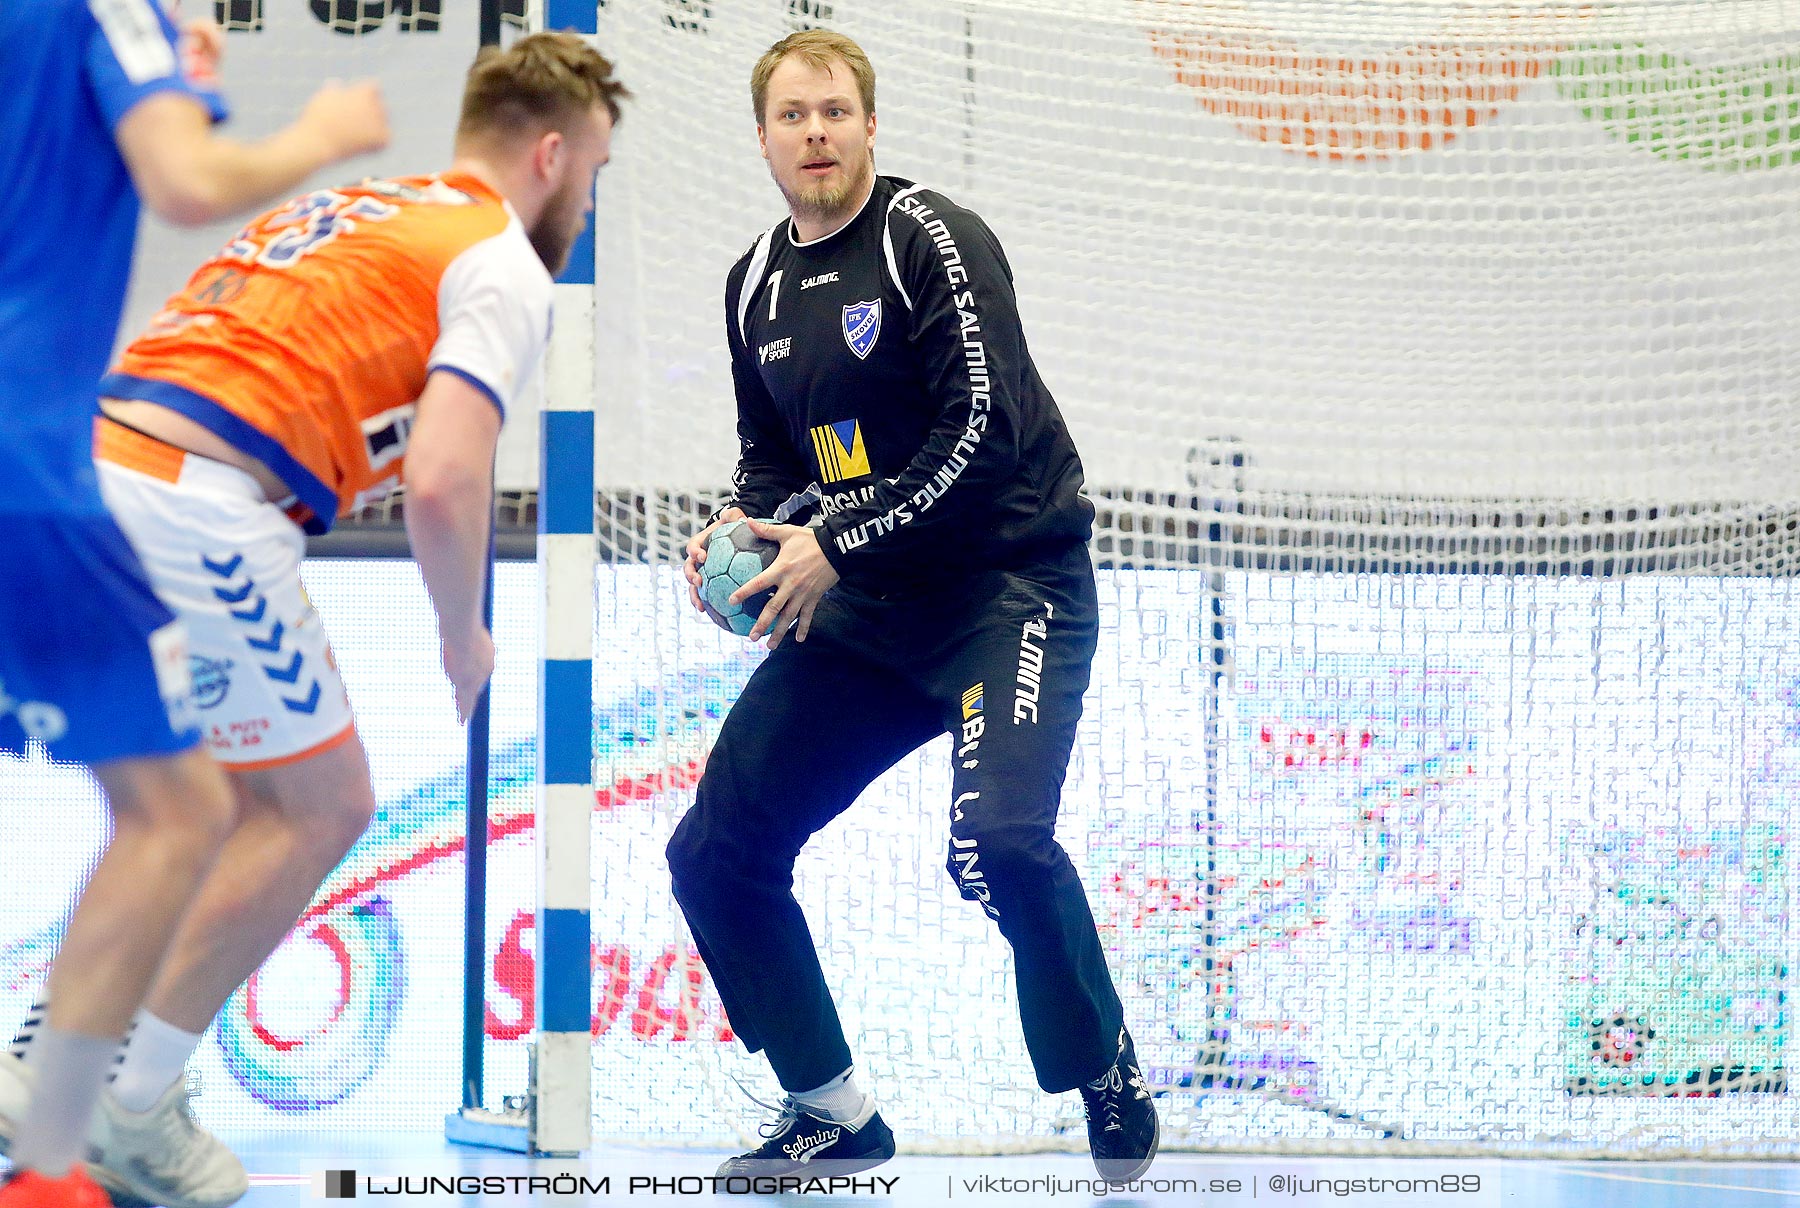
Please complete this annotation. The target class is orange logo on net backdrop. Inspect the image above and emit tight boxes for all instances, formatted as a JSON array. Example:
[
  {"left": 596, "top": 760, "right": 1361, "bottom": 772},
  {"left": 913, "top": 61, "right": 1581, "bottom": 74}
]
[
  {"left": 1138, "top": 4, "right": 1800, "bottom": 169},
  {"left": 1140, "top": 4, "right": 1571, "bottom": 160}
]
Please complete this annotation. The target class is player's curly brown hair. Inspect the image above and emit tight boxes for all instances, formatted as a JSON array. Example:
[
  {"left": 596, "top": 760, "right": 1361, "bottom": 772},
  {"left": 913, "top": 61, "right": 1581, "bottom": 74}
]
[
  {"left": 457, "top": 31, "right": 630, "bottom": 142},
  {"left": 750, "top": 29, "right": 875, "bottom": 125}
]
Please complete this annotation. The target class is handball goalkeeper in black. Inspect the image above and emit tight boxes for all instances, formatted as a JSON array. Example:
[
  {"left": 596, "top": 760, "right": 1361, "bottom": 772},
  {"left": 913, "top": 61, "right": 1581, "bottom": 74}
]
[{"left": 669, "top": 29, "right": 1158, "bottom": 1181}]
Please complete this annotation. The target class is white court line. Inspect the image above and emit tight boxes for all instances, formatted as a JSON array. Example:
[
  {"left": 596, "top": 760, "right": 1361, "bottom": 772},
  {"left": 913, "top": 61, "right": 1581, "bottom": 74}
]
[{"left": 1563, "top": 1168, "right": 1800, "bottom": 1198}]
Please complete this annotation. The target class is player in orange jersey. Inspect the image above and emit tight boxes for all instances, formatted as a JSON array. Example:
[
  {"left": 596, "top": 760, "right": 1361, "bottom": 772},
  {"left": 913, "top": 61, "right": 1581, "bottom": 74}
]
[{"left": 0, "top": 32, "right": 626, "bottom": 1208}]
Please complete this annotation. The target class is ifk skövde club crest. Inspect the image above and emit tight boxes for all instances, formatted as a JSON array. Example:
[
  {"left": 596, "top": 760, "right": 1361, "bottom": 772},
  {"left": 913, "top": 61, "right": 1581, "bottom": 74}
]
[{"left": 842, "top": 299, "right": 881, "bottom": 360}]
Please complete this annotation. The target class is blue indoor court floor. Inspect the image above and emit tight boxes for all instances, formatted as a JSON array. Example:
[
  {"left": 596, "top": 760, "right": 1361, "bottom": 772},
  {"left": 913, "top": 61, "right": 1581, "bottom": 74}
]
[{"left": 213, "top": 1136, "right": 1800, "bottom": 1207}]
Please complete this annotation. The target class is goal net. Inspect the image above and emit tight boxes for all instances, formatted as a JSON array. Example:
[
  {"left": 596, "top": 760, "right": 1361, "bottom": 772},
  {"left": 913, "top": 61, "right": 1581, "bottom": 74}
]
[{"left": 575, "top": 0, "right": 1800, "bottom": 1157}]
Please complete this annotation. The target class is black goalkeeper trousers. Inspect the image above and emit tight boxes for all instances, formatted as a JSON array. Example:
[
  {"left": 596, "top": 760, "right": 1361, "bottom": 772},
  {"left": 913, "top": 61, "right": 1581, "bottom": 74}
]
[{"left": 667, "top": 542, "right": 1124, "bottom": 1095}]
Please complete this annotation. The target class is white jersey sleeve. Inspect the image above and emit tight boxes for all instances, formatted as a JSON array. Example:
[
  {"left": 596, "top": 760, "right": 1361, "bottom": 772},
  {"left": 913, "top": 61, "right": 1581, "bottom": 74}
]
[{"left": 427, "top": 217, "right": 553, "bottom": 419}]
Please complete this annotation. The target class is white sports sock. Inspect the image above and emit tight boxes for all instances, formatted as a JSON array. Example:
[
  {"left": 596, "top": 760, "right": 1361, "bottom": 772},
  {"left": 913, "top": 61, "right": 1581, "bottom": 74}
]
[
  {"left": 109, "top": 1011, "right": 204, "bottom": 1114},
  {"left": 13, "top": 1026, "right": 116, "bottom": 1176},
  {"left": 792, "top": 1067, "right": 868, "bottom": 1124}
]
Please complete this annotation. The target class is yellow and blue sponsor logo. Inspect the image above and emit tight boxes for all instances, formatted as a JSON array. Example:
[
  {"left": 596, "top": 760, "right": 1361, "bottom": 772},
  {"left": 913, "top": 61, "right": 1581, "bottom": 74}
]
[
  {"left": 809, "top": 418, "right": 872, "bottom": 483},
  {"left": 962, "top": 682, "right": 984, "bottom": 720}
]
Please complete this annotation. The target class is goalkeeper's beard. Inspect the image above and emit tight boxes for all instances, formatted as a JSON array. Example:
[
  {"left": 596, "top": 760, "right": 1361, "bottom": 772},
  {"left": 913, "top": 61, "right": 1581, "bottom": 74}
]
[{"left": 775, "top": 151, "right": 874, "bottom": 233}]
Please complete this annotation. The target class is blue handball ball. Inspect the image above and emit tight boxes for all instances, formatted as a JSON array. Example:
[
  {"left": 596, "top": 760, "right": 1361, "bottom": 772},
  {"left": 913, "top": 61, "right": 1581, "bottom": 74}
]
[{"left": 700, "top": 520, "right": 779, "bottom": 636}]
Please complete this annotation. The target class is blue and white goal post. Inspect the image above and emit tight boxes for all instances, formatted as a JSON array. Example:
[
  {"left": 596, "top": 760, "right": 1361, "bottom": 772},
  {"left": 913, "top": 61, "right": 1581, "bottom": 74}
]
[{"left": 446, "top": 0, "right": 599, "bottom": 1158}]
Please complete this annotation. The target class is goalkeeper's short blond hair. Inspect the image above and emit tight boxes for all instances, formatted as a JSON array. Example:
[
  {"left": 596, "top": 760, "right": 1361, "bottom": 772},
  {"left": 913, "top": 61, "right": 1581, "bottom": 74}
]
[{"left": 750, "top": 29, "right": 876, "bottom": 125}]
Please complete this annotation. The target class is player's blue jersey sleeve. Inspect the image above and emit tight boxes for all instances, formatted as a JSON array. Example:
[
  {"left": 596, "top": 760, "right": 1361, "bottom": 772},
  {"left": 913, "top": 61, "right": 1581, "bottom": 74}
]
[{"left": 84, "top": 0, "right": 228, "bottom": 132}]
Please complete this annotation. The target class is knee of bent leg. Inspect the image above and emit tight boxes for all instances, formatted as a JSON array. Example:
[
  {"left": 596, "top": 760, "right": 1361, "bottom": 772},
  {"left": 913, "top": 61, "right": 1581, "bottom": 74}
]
[
  {"left": 665, "top": 799, "right": 763, "bottom": 911},
  {"left": 312, "top": 779, "right": 378, "bottom": 855},
  {"left": 944, "top": 821, "right": 1054, "bottom": 905},
  {"left": 239, "top": 769, "right": 377, "bottom": 863},
  {"left": 239, "top": 737, "right": 379, "bottom": 854},
  {"left": 665, "top": 810, "right": 714, "bottom": 896}
]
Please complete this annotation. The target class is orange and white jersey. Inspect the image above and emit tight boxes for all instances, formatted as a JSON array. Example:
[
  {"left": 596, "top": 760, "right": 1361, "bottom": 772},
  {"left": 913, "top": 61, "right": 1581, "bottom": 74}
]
[{"left": 101, "top": 171, "right": 552, "bottom": 533}]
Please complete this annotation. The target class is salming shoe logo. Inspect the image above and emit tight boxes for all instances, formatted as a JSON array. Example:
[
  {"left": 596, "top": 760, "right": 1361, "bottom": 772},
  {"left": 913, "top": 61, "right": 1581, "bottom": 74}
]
[{"left": 783, "top": 1127, "right": 841, "bottom": 1163}]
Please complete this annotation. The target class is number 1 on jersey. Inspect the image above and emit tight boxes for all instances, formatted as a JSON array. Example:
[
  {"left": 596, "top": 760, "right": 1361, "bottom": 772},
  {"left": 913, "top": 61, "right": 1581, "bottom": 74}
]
[{"left": 767, "top": 269, "right": 784, "bottom": 322}]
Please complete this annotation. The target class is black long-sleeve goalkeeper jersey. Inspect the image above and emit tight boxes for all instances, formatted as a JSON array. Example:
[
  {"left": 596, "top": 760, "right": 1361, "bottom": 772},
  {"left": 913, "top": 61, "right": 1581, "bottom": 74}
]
[{"left": 721, "top": 174, "right": 1093, "bottom": 591}]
